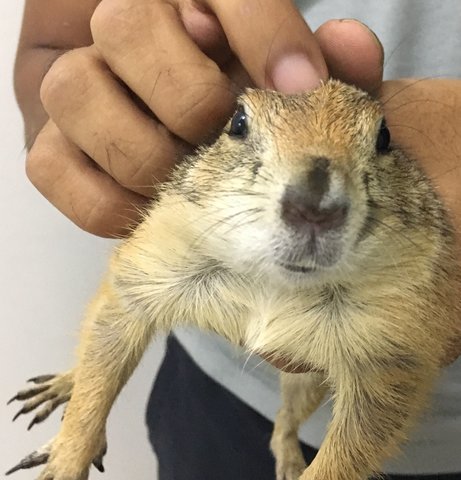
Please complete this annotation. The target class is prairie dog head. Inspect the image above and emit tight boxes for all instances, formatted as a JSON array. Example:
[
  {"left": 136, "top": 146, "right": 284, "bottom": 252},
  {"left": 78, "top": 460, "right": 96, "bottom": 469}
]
[{"left": 173, "top": 79, "right": 445, "bottom": 285}]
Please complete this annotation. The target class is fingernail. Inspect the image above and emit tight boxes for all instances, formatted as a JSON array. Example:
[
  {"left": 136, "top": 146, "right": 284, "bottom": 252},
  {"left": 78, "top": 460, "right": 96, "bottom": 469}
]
[
  {"left": 339, "top": 18, "right": 384, "bottom": 65},
  {"left": 271, "top": 53, "right": 322, "bottom": 94}
]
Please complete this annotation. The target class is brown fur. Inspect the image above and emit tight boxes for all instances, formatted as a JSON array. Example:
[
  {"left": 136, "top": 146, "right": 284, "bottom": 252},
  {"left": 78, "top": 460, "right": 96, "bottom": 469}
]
[{"left": 8, "top": 80, "right": 461, "bottom": 480}]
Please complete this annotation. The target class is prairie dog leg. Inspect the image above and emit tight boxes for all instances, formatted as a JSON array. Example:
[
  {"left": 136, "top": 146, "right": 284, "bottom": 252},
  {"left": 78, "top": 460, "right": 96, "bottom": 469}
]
[
  {"left": 14, "top": 278, "right": 157, "bottom": 480},
  {"left": 271, "top": 372, "right": 328, "bottom": 480},
  {"left": 300, "top": 367, "right": 436, "bottom": 480}
]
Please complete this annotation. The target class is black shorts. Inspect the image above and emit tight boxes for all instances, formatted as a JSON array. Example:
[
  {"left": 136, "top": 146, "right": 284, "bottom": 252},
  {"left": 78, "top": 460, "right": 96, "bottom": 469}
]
[{"left": 146, "top": 336, "right": 459, "bottom": 480}]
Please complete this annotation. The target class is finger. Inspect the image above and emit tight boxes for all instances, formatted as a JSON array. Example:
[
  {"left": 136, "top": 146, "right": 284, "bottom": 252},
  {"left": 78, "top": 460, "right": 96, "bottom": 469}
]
[
  {"left": 178, "top": 1, "right": 255, "bottom": 93},
  {"left": 199, "top": 0, "right": 328, "bottom": 93},
  {"left": 27, "top": 121, "right": 148, "bottom": 237},
  {"left": 315, "top": 19, "right": 384, "bottom": 94},
  {"left": 179, "top": 1, "right": 232, "bottom": 66},
  {"left": 222, "top": 57, "right": 254, "bottom": 90},
  {"left": 91, "top": 0, "right": 237, "bottom": 145},
  {"left": 40, "top": 46, "right": 187, "bottom": 197},
  {"left": 166, "top": 3, "right": 252, "bottom": 90}
]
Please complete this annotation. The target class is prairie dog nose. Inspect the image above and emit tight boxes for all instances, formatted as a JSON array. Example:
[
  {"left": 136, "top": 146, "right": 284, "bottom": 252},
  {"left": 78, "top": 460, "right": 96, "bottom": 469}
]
[{"left": 281, "top": 157, "right": 349, "bottom": 233}]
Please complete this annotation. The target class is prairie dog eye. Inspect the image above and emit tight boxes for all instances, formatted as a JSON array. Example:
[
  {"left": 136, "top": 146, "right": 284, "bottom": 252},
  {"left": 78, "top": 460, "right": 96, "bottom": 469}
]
[
  {"left": 376, "top": 118, "right": 391, "bottom": 152},
  {"left": 229, "top": 105, "right": 248, "bottom": 138}
]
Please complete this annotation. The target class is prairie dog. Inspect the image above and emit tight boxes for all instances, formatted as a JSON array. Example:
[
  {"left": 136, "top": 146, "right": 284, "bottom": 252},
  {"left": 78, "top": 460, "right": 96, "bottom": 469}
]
[{"left": 8, "top": 79, "right": 461, "bottom": 480}]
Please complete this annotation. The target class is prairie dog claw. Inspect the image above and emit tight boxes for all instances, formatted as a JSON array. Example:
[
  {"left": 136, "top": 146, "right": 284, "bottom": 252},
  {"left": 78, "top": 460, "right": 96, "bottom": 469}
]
[
  {"left": 9, "top": 371, "right": 73, "bottom": 429},
  {"left": 28, "top": 374, "right": 57, "bottom": 384},
  {"left": 8, "top": 384, "right": 50, "bottom": 405},
  {"left": 6, "top": 437, "right": 107, "bottom": 477},
  {"left": 5, "top": 440, "right": 53, "bottom": 475},
  {"left": 92, "top": 442, "right": 108, "bottom": 473}
]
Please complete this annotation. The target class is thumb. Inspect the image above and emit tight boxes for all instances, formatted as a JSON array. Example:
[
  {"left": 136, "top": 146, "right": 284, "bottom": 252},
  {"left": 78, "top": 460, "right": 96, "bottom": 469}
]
[
  {"left": 196, "top": 0, "right": 328, "bottom": 93},
  {"left": 315, "top": 19, "right": 384, "bottom": 94}
]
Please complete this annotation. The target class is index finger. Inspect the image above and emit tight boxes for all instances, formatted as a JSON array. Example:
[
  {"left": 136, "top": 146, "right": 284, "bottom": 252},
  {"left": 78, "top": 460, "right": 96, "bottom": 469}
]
[
  {"left": 91, "top": 0, "right": 237, "bottom": 145},
  {"left": 200, "top": 0, "right": 328, "bottom": 93}
]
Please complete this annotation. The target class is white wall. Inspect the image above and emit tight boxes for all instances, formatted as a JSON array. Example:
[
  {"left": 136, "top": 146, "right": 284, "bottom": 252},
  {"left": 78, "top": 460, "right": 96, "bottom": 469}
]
[{"left": 0, "top": 3, "right": 163, "bottom": 478}]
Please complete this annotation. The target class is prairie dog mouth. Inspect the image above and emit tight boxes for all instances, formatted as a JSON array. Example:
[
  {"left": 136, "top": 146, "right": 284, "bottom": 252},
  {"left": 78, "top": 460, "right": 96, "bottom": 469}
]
[{"left": 279, "top": 263, "right": 317, "bottom": 274}]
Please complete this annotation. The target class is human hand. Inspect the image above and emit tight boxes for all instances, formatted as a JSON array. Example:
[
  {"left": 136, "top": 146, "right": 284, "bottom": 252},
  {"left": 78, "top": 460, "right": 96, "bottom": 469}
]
[
  {"left": 381, "top": 78, "right": 461, "bottom": 366},
  {"left": 17, "top": 0, "right": 384, "bottom": 237}
]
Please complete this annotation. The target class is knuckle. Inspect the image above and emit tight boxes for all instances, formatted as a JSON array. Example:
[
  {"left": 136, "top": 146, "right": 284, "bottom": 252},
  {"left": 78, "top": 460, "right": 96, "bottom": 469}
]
[
  {"left": 78, "top": 196, "right": 137, "bottom": 238},
  {"left": 25, "top": 141, "right": 54, "bottom": 193},
  {"left": 77, "top": 196, "right": 112, "bottom": 236},
  {"left": 125, "top": 156, "right": 164, "bottom": 193},
  {"left": 90, "top": 1, "right": 121, "bottom": 44},
  {"left": 25, "top": 133, "right": 99, "bottom": 234},
  {"left": 147, "top": 2, "right": 177, "bottom": 30},
  {"left": 66, "top": 182, "right": 124, "bottom": 237},
  {"left": 108, "top": 133, "right": 179, "bottom": 190},
  {"left": 24, "top": 124, "right": 135, "bottom": 238},
  {"left": 171, "top": 77, "right": 235, "bottom": 143},
  {"left": 91, "top": 0, "right": 146, "bottom": 47},
  {"left": 92, "top": 0, "right": 178, "bottom": 53},
  {"left": 40, "top": 49, "right": 95, "bottom": 113}
]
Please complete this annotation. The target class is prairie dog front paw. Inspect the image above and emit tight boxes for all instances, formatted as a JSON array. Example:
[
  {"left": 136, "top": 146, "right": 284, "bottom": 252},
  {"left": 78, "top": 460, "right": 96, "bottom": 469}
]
[
  {"left": 6, "top": 431, "right": 107, "bottom": 479},
  {"left": 9, "top": 371, "right": 74, "bottom": 430}
]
